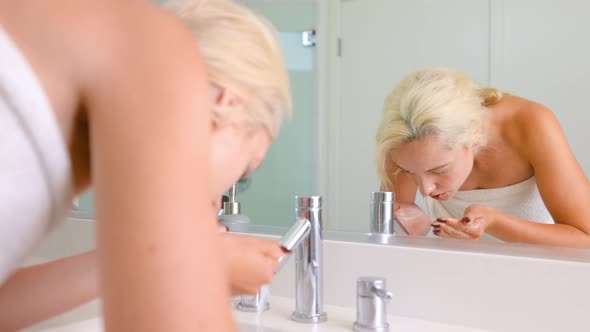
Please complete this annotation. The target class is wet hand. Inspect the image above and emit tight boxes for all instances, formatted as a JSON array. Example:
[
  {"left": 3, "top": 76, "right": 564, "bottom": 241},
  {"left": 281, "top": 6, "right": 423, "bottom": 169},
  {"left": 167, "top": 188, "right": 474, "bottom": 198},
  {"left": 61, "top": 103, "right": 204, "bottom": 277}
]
[
  {"left": 431, "top": 205, "right": 496, "bottom": 240},
  {"left": 219, "top": 233, "right": 285, "bottom": 295}
]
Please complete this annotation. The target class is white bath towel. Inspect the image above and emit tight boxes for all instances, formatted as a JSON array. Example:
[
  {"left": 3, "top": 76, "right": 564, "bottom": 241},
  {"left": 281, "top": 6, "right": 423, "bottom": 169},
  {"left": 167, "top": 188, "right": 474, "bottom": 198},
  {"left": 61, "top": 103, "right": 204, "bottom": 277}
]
[
  {"left": 0, "top": 26, "right": 72, "bottom": 283},
  {"left": 424, "top": 176, "right": 553, "bottom": 241}
]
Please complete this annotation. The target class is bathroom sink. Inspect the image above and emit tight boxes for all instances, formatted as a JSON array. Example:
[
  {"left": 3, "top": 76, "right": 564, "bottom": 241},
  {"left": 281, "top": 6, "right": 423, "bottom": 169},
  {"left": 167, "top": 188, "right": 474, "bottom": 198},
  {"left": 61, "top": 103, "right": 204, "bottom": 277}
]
[
  {"left": 36, "top": 318, "right": 283, "bottom": 332},
  {"left": 38, "top": 295, "right": 489, "bottom": 332}
]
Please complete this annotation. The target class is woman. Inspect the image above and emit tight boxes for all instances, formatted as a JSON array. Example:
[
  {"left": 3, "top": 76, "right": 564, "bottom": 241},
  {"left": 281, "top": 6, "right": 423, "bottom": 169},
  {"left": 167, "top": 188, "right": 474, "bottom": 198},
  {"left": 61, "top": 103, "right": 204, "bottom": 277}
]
[
  {"left": 0, "top": 0, "right": 289, "bottom": 330},
  {"left": 376, "top": 67, "right": 590, "bottom": 247}
]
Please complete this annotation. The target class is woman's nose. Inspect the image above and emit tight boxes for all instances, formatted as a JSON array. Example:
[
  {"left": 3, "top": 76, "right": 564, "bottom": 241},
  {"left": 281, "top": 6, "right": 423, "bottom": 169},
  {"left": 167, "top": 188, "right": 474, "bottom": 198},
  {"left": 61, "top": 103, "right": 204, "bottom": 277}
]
[{"left": 418, "top": 178, "right": 436, "bottom": 197}]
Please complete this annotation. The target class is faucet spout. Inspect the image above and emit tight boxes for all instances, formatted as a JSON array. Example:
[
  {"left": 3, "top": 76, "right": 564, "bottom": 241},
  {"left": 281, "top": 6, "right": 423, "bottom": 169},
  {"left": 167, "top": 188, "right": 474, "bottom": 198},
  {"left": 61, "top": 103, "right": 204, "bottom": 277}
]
[{"left": 291, "top": 196, "right": 327, "bottom": 323}]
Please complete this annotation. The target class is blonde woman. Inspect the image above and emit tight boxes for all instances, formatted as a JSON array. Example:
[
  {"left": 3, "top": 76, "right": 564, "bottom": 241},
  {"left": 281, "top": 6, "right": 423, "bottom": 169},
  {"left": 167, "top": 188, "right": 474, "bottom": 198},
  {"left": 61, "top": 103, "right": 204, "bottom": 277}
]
[
  {"left": 0, "top": 0, "right": 289, "bottom": 330},
  {"left": 376, "top": 67, "right": 590, "bottom": 247}
]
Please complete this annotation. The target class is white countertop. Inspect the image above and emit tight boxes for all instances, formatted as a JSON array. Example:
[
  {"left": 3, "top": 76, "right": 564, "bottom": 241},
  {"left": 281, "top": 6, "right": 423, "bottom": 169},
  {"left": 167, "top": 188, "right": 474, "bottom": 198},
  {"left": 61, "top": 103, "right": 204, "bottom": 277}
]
[
  {"left": 39, "top": 296, "right": 490, "bottom": 332},
  {"left": 27, "top": 220, "right": 590, "bottom": 332}
]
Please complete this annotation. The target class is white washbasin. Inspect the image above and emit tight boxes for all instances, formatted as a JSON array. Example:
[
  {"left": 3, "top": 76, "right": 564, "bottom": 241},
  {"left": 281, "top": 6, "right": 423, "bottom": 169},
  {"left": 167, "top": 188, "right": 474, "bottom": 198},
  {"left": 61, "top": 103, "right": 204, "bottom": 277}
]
[
  {"left": 37, "top": 296, "right": 490, "bottom": 332},
  {"left": 231, "top": 296, "right": 489, "bottom": 332},
  {"left": 239, "top": 323, "right": 282, "bottom": 332},
  {"left": 37, "top": 318, "right": 281, "bottom": 332}
]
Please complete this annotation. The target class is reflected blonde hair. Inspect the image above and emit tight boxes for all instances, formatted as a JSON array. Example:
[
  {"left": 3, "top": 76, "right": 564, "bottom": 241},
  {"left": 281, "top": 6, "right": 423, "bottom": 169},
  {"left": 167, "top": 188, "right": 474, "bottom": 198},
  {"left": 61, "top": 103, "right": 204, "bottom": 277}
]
[
  {"left": 376, "top": 67, "right": 504, "bottom": 188},
  {"left": 166, "top": 0, "right": 291, "bottom": 139}
]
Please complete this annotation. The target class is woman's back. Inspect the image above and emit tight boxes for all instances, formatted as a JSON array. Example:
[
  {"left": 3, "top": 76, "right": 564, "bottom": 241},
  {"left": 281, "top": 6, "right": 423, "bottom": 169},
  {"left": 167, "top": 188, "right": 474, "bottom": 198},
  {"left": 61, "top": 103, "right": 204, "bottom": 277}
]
[{"left": 0, "top": 0, "right": 237, "bottom": 330}]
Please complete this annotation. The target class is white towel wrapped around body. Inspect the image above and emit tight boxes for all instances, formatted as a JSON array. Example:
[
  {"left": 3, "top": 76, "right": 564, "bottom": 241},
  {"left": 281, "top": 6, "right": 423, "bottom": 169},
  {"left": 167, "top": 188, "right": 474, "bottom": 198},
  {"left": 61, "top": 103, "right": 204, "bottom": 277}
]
[
  {"left": 0, "top": 26, "right": 72, "bottom": 283},
  {"left": 424, "top": 176, "right": 553, "bottom": 241}
]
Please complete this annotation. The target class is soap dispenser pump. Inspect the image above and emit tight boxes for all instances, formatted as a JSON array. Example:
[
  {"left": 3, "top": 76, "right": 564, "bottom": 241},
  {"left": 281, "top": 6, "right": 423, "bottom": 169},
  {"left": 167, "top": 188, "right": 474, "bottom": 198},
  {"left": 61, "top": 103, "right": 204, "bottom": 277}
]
[{"left": 219, "top": 183, "right": 250, "bottom": 232}]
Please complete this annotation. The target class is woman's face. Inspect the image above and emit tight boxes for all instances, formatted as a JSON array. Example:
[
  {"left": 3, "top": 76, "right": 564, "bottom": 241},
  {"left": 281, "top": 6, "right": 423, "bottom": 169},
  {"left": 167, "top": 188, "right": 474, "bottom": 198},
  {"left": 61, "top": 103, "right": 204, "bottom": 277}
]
[
  {"left": 209, "top": 124, "right": 270, "bottom": 208},
  {"left": 390, "top": 135, "right": 475, "bottom": 200},
  {"left": 207, "top": 83, "right": 271, "bottom": 209}
]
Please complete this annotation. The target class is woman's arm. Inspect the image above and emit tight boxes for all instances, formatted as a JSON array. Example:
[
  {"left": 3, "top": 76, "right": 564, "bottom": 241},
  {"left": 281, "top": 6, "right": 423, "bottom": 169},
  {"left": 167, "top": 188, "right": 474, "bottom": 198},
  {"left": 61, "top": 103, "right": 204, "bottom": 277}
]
[
  {"left": 0, "top": 235, "right": 281, "bottom": 330},
  {"left": 0, "top": 251, "right": 97, "bottom": 331},
  {"left": 435, "top": 103, "right": 590, "bottom": 247},
  {"left": 491, "top": 103, "right": 590, "bottom": 246},
  {"left": 486, "top": 209, "right": 590, "bottom": 246},
  {"left": 381, "top": 160, "right": 431, "bottom": 235},
  {"left": 435, "top": 204, "right": 590, "bottom": 247},
  {"left": 82, "top": 2, "right": 235, "bottom": 331}
]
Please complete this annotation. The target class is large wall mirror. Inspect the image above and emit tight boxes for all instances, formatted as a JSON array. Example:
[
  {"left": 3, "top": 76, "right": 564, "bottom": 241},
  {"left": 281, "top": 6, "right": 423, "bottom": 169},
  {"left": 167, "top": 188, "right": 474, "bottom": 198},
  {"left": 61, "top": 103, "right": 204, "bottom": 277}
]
[{"left": 73, "top": 0, "right": 590, "bottom": 254}]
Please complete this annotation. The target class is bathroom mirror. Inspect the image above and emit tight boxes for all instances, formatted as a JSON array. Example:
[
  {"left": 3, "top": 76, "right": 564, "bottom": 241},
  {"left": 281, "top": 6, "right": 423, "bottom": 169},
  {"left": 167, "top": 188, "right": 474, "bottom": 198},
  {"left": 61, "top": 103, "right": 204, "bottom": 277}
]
[
  {"left": 236, "top": 0, "right": 590, "bottom": 244},
  {"left": 72, "top": 0, "right": 590, "bottom": 253}
]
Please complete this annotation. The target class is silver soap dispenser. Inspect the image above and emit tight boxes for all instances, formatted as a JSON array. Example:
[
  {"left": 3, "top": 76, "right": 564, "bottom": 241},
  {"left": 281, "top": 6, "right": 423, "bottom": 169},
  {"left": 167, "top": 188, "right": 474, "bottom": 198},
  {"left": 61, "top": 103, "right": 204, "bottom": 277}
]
[{"left": 219, "top": 183, "right": 250, "bottom": 232}]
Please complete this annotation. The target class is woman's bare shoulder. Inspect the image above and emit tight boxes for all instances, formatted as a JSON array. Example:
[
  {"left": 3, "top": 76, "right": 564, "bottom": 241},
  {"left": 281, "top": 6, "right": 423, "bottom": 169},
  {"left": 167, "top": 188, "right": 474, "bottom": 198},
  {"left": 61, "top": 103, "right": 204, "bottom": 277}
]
[
  {"left": 0, "top": 0, "right": 195, "bottom": 97},
  {"left": 492, "top": 95, "right": 563, "bottom": 161},
  {"left": 0, "top": 0, "right": 201, "bottom": 129},
  {"left": 490, "top": 95, "right": 556, "bottom": 144}
]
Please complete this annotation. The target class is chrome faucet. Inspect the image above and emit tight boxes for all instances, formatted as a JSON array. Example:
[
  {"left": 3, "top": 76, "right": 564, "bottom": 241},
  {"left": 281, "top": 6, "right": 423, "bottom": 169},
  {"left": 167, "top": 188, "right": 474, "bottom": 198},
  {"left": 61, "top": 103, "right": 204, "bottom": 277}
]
[
  {"left": 370, "top": 192, "right": 408, "bottom": 236},
  {"left": 234, "top": 196, "right": 327, "bottom": 321},
  {"left": 236, "top": 291, "right": 270, "bottom": 312},
  {"left": 291, "top": 196, "right": 327, "bottom": 323},
  {"left": 236, "top": 218, "right": 311, "bottom": 313},
  {"left": 353, "top": 276, "right": 393, "bottom": 332}
]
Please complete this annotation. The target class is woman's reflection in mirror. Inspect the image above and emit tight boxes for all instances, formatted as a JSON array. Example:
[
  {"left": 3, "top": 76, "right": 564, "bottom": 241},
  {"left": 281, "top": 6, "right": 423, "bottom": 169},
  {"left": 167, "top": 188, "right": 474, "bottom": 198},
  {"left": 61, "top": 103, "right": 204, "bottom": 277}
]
[{"left": 376, "top": 67, "right": 590, "bottom": 248}]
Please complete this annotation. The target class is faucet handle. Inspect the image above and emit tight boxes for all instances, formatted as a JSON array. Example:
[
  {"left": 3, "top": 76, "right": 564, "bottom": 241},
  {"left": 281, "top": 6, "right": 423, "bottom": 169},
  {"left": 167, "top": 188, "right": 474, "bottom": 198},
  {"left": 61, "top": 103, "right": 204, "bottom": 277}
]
[
  {"left": 280, "top": 218, "right": 311, "bottom": 251},
  {"left": 354, "top": 276, "right": 392, "bottom": 332},
  {"left": 370, "top": 286, "right": 393, "bottom": 301},
  {"left": 275, "top": 218, "right": 311, "bottom": 274},
  {"left": 357, "top": 276, "right": 389, "bottom": 296}
]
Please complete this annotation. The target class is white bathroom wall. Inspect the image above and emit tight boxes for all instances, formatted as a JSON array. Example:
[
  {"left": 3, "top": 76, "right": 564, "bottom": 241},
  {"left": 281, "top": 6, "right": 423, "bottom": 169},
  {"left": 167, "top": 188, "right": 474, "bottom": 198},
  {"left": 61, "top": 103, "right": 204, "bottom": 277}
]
[
  {"left": 323, "top": 0, "right": 492, "bottom": 232},
  {"left": 492, "top": 0, "right": 590, "bottom": 174}
]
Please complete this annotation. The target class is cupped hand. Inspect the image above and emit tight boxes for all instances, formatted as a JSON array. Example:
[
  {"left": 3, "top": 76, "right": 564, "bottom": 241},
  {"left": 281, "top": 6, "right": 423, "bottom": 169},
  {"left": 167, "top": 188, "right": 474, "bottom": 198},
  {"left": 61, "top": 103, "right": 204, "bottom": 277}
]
[{"left": 431, "top": 204, "right": 496, "bottom": 240}]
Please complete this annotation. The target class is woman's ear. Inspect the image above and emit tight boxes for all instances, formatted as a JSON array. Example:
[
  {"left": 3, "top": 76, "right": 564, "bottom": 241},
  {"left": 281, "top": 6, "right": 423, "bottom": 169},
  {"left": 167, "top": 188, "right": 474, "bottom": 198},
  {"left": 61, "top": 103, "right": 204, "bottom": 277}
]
[
  {"left": 210, "top": 84, "right": 243, "bottom": 128},
  {"left": 216, "top": 88, "right": 241, "bottom": 108},
  {"left": 209, "top": 83, "right": 241, "bottom": 108}
]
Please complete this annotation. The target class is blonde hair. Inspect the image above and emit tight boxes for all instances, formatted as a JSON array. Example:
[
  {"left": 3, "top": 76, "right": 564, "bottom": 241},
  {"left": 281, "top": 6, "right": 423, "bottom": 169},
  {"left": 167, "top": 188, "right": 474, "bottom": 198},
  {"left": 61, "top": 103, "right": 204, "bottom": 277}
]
[
  {"left": 166, "top": 0, "right": 291, "bottom": 139},
  {"left": 376, "top": 67, "right": 504, "bottom": 188}
]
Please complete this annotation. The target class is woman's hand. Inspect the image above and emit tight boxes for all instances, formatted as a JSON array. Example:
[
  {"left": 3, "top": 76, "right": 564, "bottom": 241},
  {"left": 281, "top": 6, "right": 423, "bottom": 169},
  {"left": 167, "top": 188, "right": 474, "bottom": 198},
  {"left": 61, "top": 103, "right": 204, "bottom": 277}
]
[
  {"left": 431, "top": 204, "right": 497, "bottom": 239},
  {"left": 219, "top": 233, "right": 285, "bottom": 295}
]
